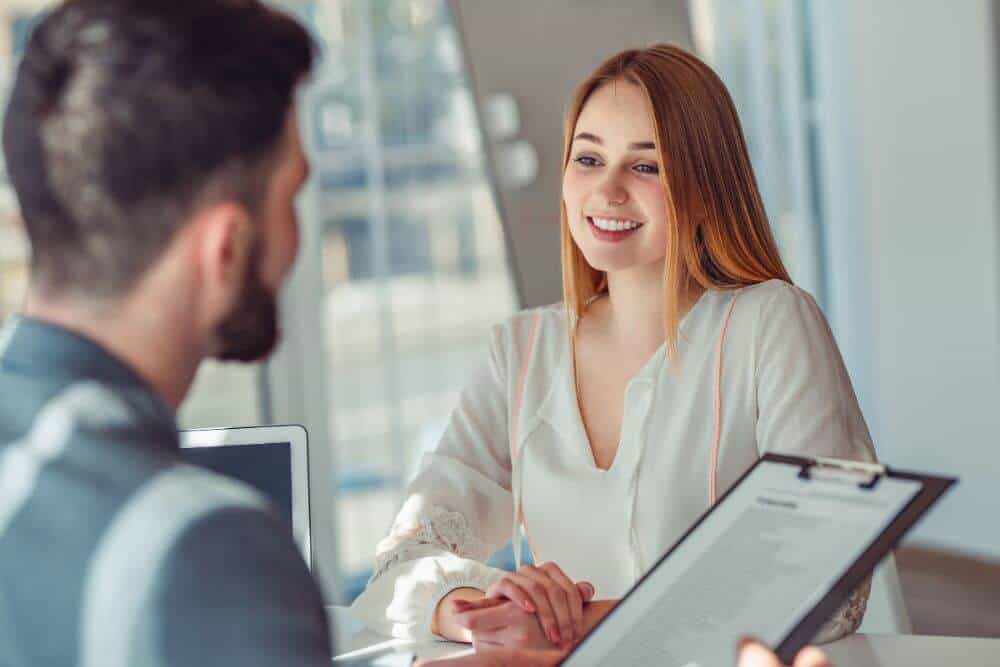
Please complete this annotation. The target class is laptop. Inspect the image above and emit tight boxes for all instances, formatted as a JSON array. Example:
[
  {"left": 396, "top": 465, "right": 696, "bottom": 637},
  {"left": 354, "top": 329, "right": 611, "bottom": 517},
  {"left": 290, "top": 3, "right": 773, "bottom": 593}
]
[{"left": 179, "top": 424, "right": 311, "bottom": 568}]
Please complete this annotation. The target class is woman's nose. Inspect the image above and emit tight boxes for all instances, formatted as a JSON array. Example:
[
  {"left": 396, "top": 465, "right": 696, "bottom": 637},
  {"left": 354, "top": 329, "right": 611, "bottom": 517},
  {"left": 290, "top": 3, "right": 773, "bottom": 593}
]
[{"left": 594, "top": 171, "right": 629, "bottom": 208}]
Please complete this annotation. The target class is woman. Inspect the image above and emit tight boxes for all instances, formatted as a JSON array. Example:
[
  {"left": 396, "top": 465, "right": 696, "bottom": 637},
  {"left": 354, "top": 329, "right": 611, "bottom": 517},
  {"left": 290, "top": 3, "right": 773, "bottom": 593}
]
[{"left": 352, "top": 44, "right": 875, "bottom": 651}]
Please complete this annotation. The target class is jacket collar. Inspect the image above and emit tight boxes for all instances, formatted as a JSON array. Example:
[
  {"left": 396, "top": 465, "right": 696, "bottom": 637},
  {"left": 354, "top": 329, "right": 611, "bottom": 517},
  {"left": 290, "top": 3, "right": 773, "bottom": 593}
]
[{"left": 0, "top": 315, "right": 177, "bottom": 434}]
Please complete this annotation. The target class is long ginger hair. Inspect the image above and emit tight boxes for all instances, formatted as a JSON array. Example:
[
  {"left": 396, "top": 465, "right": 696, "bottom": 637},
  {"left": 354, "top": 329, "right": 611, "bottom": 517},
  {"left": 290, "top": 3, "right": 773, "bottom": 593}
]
[{"left": 560, "top": 44, "right": 791, "bottom": 362}]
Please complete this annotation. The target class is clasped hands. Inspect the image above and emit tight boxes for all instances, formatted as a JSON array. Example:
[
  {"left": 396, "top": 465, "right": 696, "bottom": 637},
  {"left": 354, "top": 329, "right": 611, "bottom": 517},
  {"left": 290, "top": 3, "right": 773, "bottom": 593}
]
[{"left": 432, "top": 562, "right": 606, "bottom": 651}]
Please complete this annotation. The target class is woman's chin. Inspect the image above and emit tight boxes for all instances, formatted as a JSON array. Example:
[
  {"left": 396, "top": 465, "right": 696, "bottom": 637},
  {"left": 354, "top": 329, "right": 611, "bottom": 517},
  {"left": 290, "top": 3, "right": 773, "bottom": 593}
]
[{"left": 580, "top": 251, "right": 663, "bottom": 276}]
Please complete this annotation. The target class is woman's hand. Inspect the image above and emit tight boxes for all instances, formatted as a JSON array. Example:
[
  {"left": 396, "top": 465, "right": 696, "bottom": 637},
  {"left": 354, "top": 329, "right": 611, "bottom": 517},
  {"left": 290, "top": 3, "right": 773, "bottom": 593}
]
[
  {"left": 484, "top": 562, "right": 595, "bottom": 646},
  {"left": 451, "top": 597, "right": 555, "bottom": 650}
]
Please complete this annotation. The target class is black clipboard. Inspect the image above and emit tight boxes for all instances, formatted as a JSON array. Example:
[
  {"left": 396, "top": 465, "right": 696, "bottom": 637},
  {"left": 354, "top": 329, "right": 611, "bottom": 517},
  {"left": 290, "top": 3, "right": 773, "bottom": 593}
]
[{"left": 560, "top": 453, "right": 956, "bottom": 666}]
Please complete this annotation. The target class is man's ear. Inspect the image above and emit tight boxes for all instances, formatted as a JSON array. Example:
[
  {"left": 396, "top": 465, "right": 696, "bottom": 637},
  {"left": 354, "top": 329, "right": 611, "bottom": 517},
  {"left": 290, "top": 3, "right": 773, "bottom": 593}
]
[{"left": 195, "top": 201, "right": 255, "bottom": 314}]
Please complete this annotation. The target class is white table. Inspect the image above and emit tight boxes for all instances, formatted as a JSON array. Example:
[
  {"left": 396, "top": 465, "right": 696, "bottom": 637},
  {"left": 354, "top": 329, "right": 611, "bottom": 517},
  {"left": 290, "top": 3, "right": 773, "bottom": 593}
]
[{"left": 329, "top": 607, "right": 1000, "bottom": 665}]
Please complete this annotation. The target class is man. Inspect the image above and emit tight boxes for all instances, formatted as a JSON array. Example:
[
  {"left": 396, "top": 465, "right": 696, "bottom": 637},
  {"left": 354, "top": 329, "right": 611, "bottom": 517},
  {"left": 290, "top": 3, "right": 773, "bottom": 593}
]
[
  {"left": 0, "top": 1, "right": 828, "bottom": 665},
  {"left": 0, "top": 1, "right": 327, "bottom": 665}
]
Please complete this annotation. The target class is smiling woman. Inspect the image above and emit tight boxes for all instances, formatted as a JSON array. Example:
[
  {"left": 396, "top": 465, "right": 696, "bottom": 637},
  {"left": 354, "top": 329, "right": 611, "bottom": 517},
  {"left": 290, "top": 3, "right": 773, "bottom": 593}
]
[
  {"left": 559, "top": 47, "right": 791, "bottom": 366},
  {"left": 561, "top": 83, "right": 670, "bottom": 275},
  {"left": 351, "top": 43, "right": 876, "bottom": 656}
]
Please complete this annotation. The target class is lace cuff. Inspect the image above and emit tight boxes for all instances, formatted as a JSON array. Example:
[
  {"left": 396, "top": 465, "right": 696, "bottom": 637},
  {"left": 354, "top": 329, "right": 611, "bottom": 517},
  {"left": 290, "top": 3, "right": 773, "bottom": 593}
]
[
  {"left": 351, "top": 552, "right": 505, "bottom": 640},
  {"left": 351, "top": 505, "right": 505, "bottom": 640},
  {"left": 812, "top": 577, "right": 871, "bottom": 644},
  {"left": 371, "top": 505, "right": 490, "bottom": 582}
]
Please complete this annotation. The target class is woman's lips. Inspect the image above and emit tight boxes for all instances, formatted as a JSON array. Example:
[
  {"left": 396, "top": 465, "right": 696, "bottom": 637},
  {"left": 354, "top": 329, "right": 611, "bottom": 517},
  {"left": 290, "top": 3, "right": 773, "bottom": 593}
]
[{"left": 586, "top": 216, "right": 644, "bottom": 243}]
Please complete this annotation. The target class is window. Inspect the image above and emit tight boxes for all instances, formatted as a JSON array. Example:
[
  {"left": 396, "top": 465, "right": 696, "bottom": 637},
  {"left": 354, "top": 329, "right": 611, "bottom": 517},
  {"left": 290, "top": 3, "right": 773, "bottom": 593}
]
[
  {"left": 690, "top": 0, "right": 828, "bottom": 304},
  {"left": 272, "top": 0, "right": 520, "bottom": 601}
]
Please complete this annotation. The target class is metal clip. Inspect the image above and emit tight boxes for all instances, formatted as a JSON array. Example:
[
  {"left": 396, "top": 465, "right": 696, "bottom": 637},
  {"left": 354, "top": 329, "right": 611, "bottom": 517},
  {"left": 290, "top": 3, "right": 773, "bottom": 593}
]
[{"left": 797, "top": 456, "right": 886, "bottom": 489}]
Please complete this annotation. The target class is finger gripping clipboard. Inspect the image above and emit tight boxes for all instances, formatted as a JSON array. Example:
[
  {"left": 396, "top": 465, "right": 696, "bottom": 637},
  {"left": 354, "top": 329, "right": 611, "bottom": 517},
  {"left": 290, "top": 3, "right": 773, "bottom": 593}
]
[{"left": 560, "top": 453, "right": 956, "bottom": 667}]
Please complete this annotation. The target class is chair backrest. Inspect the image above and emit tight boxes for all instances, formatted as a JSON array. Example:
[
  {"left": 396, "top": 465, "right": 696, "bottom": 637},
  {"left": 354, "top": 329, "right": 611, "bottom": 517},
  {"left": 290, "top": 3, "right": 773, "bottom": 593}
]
[{"left": 858, "top": 552, "right": 913, "bottom": 634}]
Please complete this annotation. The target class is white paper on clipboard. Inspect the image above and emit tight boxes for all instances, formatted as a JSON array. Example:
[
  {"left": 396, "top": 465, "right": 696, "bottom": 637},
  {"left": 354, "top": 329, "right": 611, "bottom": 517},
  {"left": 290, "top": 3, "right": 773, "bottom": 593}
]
[{"left": 562, "top": 457, "right": 924, "bottom": 667}]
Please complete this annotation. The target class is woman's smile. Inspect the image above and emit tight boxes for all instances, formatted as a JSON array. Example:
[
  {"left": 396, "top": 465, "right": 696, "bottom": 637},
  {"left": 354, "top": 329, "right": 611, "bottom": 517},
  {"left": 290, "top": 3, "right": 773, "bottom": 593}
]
[{"left": 586, "top": 215, "right": 645, "bottom": 242}]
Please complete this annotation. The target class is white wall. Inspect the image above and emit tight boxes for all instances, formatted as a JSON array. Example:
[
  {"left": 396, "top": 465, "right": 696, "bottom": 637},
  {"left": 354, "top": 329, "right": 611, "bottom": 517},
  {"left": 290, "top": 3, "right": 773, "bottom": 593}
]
[
  {"left": 450, "top": 0, "right": 693, "bottom": 307},
  {"left": 834, "top": 0, "right": 1000, "bottom": 558}
]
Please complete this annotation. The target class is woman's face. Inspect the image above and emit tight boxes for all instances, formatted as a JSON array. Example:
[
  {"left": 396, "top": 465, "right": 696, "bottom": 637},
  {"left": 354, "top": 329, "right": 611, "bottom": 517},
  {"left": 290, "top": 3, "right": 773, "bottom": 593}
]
[{"left": 562, "top": 80, "right": 669, "bottom": 275}]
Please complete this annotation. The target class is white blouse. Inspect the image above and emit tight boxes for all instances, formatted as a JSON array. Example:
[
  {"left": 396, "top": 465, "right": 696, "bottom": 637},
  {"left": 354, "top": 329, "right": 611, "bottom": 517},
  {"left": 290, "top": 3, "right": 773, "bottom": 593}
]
[{"left": 351, "top": 279, "right": 877, "bottom": 642}]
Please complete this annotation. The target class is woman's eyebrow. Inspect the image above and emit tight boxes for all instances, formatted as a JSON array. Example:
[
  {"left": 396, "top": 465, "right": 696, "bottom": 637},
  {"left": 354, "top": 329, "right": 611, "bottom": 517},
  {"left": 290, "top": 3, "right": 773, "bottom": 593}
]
[
  {"left": 573, "top": 131, "right": 603, "bottom": 145},
  {"left": 572, "top": 132, "right": 655, "bottom": 151}
]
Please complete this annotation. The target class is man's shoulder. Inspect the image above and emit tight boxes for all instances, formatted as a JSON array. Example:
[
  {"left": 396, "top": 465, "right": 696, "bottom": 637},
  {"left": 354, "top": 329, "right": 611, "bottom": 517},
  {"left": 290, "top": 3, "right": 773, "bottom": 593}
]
[
  {"left": 94, "top": 462, "right": 273, "bottom": 572},
  {"left": 152, "top": 469, "right": 331, "bottom": 664},
  {"left": 0, "top": 374, "right": 176, "bottom": 457},
  {"left": 158, "top": 482, "right": 310, "bottom": 591},
  {"left": 151, "top": 464, "right": 305, "bottom": 586},
  {"left": 83, "top": 463, "right": 330, "bottom": 665}
]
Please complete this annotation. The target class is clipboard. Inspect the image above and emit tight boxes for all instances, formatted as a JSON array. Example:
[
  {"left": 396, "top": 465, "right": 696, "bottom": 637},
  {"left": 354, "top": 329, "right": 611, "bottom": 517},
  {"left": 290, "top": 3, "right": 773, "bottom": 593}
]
[{"left": 560, "top": 453, "right": 956, "bottom": 667}]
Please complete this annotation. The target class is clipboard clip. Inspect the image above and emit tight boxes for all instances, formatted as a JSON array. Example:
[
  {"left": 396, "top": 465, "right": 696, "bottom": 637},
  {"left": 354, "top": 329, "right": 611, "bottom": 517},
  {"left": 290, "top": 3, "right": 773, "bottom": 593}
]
[{"left": 797, "top": 456, "right": 886, "bottom": 490}]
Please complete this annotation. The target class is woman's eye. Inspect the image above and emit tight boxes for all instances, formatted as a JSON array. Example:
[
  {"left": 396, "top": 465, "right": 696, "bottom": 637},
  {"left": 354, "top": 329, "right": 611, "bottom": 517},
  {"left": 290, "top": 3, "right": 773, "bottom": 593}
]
[
  {"left": 634, "top": 163, "right": 659, "bottom": 175},
  {"left": 573, "top": 156, "right": 601, "bottom": 167}
]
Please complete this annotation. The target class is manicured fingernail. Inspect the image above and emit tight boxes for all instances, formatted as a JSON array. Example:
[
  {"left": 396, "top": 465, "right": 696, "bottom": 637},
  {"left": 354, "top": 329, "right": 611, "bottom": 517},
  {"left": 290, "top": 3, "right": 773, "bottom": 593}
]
[
  {"left": 582, "top": 583, "right": 595, "bottom": 597},
  {"left": 522, "top": 600, "right": 535, "bottom": 612},
  {"left": 550, "top": 628, "right": 561, "bottom": 644}
]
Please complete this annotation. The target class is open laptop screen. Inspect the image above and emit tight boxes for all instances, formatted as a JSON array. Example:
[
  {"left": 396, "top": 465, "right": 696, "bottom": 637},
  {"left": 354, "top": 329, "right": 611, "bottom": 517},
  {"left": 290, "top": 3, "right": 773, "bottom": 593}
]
[{"left": 180, "top": 442, "right": 293, "bottom": 527}]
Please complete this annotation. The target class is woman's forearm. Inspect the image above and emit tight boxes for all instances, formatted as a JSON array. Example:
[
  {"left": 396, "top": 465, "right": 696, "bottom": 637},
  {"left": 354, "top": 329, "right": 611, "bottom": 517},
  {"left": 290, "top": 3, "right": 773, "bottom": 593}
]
[{"left": 431, "top": 587, "right": 487, "bottom": 642}]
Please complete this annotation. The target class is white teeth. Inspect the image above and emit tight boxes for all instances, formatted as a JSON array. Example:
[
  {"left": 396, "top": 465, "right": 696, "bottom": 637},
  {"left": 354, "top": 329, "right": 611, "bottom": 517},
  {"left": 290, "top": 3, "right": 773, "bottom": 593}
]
[{"left": 590, "top": 216, "right": 642, "bottom": 232}]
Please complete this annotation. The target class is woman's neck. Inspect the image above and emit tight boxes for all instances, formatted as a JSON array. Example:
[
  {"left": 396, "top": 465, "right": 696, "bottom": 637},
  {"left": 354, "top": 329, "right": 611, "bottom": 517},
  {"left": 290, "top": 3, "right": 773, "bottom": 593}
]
[{"left": 598, "top": 263, "right": 704, "bottom": 353}]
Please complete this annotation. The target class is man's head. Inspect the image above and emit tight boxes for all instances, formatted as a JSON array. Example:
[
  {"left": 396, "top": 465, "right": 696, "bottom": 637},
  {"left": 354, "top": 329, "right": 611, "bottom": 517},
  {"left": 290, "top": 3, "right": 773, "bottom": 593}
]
[{"left": 2, "top": 0, "right": 315, "bottom": 361}]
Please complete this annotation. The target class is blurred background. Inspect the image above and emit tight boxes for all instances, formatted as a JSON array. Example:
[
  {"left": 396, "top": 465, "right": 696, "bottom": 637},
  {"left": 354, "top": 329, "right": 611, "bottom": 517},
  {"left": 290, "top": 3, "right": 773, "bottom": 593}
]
[{"left": 1, "top": 0, "right": 997, "bottom": 638}]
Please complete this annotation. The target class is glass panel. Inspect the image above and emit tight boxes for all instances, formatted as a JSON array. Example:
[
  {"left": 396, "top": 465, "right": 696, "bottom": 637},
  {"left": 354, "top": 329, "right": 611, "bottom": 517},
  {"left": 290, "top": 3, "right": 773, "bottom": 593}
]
[
  {"left": 691, "top": 0, "right": 827, "bottom": 304},
  {"left": 279, "top": 0, "right": 519, "bottom": 601},
  {"left": 0, "top": 4, "right": 261, "bottom": 428}
]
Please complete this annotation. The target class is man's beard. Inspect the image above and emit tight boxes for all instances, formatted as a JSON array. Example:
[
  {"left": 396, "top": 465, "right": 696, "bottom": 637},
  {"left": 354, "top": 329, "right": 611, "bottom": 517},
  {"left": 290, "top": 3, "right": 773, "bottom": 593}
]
[{"left": 214, "top": 252, "right": 280, "bottom": 363}]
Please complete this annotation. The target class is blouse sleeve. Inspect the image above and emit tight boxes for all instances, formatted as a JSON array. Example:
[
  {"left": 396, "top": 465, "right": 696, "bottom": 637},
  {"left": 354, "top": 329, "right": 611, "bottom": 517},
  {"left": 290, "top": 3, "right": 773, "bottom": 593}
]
[
  {"left": 753, "top": 283, "right": 877, "bottom": 642},
  {"left": 754, "top": 283, "right": 877, "bottom": 463},
  {"left": 349, "top": 323, "right": 517, "bottom": 640}
]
